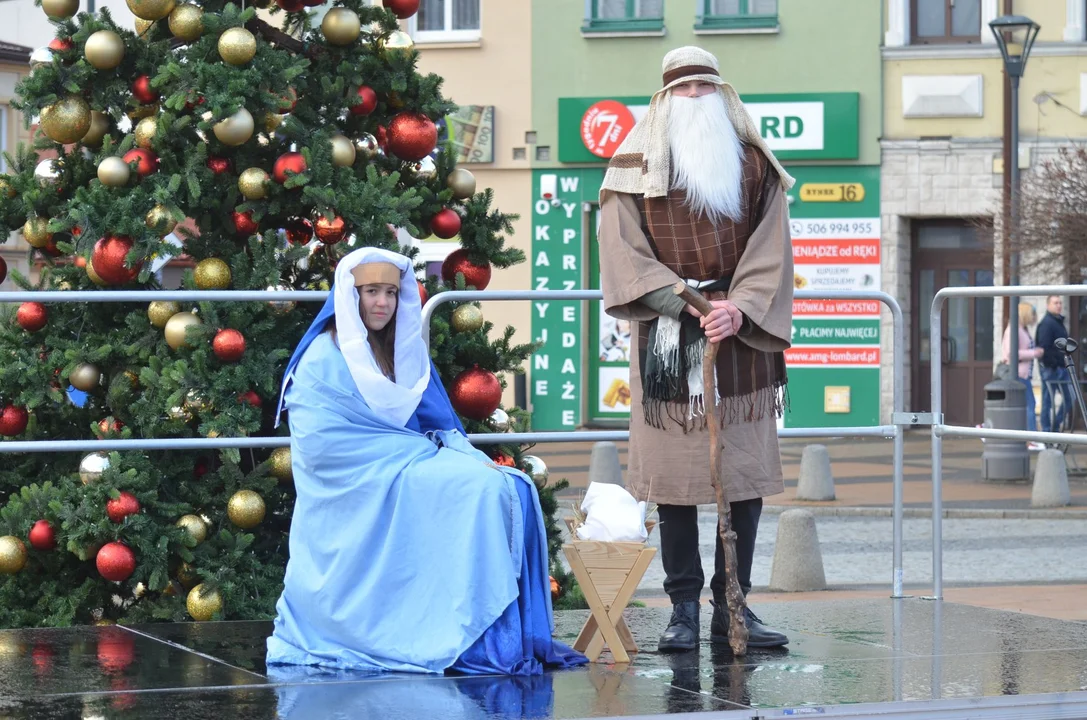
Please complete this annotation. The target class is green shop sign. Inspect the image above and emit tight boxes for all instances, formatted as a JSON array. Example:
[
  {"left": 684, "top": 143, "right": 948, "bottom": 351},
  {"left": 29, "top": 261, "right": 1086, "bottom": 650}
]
[{"left": 559, "top": 92, "right": 859, "bottom": 163}]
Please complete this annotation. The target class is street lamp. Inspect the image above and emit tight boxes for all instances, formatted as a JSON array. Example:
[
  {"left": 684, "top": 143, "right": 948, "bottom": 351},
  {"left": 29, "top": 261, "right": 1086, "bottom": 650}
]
[{"left": 989, "top": 15, "right": 1039, "bottom": 401}]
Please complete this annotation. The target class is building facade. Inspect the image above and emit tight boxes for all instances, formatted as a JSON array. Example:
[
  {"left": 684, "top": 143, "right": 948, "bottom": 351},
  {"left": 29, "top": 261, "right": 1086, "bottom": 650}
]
[
  {"left": 0, "top": 41, "right": 32, "bottom": 292},
  {"left": 528, "top": 0, "right": 883, "bottom": 432},
  {"left": 882, "top": 0, "right": 1087, "bottom": 427}
]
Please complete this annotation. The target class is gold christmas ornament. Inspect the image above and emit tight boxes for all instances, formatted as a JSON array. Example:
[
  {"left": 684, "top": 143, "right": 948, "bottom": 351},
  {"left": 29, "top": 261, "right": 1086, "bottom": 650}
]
[
  {"left": 42, "top": 0, "right": 79, "bottom": 19},
  {"left": 148, "top": 301, "right": 180, "bottom": 328},
  {"left": 127, "top": 103, "right": 159, "bottom": 122},
  {"left": 218, "top": 27, "right": 256, "bottom": 66},
  {"left": 176, "top": 514, "right": 207, "bottom": 544},
  {"left": 97, "top": 156, "right": 131, "bottom": 187},
  {"left": 126, "top": 0, "right": 175, "bottom": 21},
  {"left": 330, "top": 134, "right": 356, "bottom": 167},
  {"left": 184, "top": 389, "right": 210, "bottom": 413},
  {"left": 452, "top": 304, "right": 484, "bottom": 333},
  {"left": 261, "top": 112, "right": 284, "bottom": 134},
  {"left": 186, "top": 583, "right": 222, "bottom": 621},
  {"left": 382, "top": 29, "right": 414, "bottom": 57},
  {"left": 177, "top": 561, "right": 198, "bottom": 588},
  {"left": 213, "top": 108, "right": 254, "bottom": 146},
  {"left": 23, "top": 217, "right": 52, "bottom": 249},
  {"left": 194, "top": 258, "right": 231, "bottom": 290},
  {"left": 522, "top": 455, "right": 549, "bottom": 490},
  {"left": 135, "top": 17, "right": 156, "bottom": 36},
  {"left": 354, "top": 133, "right": 379, "bottom": 160},
  {"left": 79, "top": 451, "right": 111, "bottom": 484},
  {"left": 40, "top": 96, "right": 91, "bottom": 144},
  {"left": 412, "top": 156, "right": 437, "bottom": 180},
  {"left": 167, "top": 405, "right": 192, "bottom": 421},
  {"left": 269, "top": 447, "right": 293, "bottom": 482},
  {"left": 448, "top": 167, "right": 476, "bottom": 199},
  {"left": 34, "top": 159, "right": 59, "bottom": 187},
  {"left": 0, "top": 178, "right": 15, "bottom": 199},
  {"left": 238, "top": 168, "right": 269, "bottom": 200},
  {"left": 321, "top": 8, "right": 361, "bottom": 46},
  {"left": 70, "top": 363, "right": 103, "bottom": 392},
  {"left": 134, "top": 116, "right": 157, "bottom": 150},
  {"left": 164, "top": 311, "right": 201, "bottom": 350},
  {"left": 0, "top": 537, "right": 27, "bottom": 575},
  {"left": 227, "top": 490, "right": 265, "bottom": 529},
  {"left": 168, "top": 3, "right": 203, "bottom": 41},
  {"left": 84, "top": 30, "right": 125, "bottom": 70},
  {"left": 81, "top": 111, "right": 110, "bottom": 147},
  {"left": 145, "top": 204, "right": 176, "bottom": 236}
]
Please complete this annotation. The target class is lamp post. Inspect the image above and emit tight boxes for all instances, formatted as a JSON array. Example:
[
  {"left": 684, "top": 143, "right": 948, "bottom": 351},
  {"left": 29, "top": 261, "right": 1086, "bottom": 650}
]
[{"left": 989, "top": 15, "right": 1040, "bottom": 403}]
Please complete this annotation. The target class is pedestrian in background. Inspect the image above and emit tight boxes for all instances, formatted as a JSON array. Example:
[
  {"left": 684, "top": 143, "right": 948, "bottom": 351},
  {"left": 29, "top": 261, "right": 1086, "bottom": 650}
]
[{"left": 1002, "top": 302, "right": 1044, "bottom": 448}]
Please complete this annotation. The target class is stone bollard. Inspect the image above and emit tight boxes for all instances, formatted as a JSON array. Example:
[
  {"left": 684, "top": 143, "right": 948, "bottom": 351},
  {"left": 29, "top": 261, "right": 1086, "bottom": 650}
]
[
  {"left": 796, "top": 444, "right": 835, "bottom": 501},
  {"left": 768, "top": 509, "right": 827, "bottom": 592},
  {"left": 1031, "top": 448, "right": 1071, "bottom": 508},
  {"left": 588, "top": 441, "right": 624, "bottom": 487}
]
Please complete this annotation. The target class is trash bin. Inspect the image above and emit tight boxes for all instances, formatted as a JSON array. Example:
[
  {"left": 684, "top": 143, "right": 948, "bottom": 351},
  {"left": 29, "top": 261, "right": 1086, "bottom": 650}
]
[{"left": 981, "top": 377, "right": 1031, "bottom": 481}]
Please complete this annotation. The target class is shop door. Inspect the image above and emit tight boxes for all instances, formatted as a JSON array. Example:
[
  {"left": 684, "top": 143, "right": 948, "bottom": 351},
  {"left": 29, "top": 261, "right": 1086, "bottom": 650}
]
[{"left": 911, "top": 221, "right": 994, "bottom": 427}]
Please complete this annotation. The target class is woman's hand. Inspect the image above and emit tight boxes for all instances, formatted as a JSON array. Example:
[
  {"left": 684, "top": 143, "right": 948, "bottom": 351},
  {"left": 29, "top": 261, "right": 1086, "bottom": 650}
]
[
  {"left": 1034, "top": 347, "right": 1044, "bottom": 358},
  {"left": 689, "top": 300, "right": 743, "bottom": 343}
]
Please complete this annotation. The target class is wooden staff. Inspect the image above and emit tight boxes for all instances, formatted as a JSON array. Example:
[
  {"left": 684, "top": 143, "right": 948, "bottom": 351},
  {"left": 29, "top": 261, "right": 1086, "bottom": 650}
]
[{"left": 672, "top": 281, "right": 749, "bottom": 656}]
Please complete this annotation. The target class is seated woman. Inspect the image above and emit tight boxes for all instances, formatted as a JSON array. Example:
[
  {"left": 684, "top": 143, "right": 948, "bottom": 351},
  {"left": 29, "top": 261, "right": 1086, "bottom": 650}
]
[{"left": 266, "top": 247, "right": 586, "bottom": 676}]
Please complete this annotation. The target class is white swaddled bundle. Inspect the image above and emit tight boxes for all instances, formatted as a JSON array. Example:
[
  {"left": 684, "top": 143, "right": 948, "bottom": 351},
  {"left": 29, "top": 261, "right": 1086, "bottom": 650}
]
[{"left": 575, "top": 482, "right": 649, "bottom": 542}]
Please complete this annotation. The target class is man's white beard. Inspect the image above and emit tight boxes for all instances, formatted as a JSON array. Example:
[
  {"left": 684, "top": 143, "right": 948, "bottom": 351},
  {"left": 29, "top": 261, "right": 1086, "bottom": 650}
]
[{"left": 667, "top": 92, "right": 745, "bottom": 224}]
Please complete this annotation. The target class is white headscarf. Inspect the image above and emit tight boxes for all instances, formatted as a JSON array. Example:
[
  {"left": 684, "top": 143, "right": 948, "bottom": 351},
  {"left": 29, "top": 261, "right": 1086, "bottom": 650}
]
[{"left": 332, "top": 247, "right": 430, "bottom": 427}]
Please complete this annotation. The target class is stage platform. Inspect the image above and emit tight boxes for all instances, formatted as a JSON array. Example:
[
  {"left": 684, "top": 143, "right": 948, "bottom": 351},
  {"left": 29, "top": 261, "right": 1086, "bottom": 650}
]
[{"left": 3, "top": 598, "right": 1087, "bottom": 719}]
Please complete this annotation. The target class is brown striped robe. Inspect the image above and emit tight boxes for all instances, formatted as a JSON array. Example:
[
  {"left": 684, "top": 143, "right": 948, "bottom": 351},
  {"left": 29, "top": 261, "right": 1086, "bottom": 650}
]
[{"left": 597, "top": 148, "right": 794, "bottom": 506}]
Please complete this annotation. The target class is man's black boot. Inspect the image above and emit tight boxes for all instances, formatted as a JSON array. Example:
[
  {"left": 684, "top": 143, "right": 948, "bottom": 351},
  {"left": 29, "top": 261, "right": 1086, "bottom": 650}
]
[
  {"left": 658, "top": 600, "right": 700, "bottom": 652},
  {"left": 709, "top": 599, "right": 789, "bottom": 648}
]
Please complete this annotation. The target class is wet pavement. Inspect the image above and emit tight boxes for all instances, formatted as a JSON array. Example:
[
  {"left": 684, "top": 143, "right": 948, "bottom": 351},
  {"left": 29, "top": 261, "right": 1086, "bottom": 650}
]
[{"left": 3, "top": 599, "right": 1087, "bottom": 718}]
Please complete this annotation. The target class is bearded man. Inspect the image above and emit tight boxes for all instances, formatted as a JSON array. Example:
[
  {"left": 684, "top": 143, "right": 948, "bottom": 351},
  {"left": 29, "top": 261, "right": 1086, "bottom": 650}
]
[{"left": 597, "top": 46, "right": 793, "bottom": 652}]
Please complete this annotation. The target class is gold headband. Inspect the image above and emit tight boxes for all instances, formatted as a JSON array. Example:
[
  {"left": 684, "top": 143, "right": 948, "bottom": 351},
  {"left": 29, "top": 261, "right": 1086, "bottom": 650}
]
[{"left": 351, "top": 262, "right": 401, "bottom": 288}]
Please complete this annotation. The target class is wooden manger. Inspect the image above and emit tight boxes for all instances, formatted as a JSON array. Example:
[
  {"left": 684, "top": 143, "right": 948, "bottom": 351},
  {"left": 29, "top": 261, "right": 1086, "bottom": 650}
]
[{"left": 562, "top": 517, "right": 657, "bottom": 663}]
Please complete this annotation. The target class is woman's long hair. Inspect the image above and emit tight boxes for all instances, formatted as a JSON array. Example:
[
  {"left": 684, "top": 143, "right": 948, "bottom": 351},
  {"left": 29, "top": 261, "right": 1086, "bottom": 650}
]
[{"left": 325, "top": 309, "right": 398, "bottom": 382}]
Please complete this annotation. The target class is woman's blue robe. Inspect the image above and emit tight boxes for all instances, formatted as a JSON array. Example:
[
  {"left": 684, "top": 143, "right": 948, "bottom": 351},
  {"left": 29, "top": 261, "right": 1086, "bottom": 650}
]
[{"left": 266, "top": 318, "right": 585, "bottom": 675}]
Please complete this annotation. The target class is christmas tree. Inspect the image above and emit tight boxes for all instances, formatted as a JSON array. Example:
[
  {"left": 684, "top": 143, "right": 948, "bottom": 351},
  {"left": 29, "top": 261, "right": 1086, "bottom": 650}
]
[{"left": 0, "top": 0, "right": 571, "bottom": 627}]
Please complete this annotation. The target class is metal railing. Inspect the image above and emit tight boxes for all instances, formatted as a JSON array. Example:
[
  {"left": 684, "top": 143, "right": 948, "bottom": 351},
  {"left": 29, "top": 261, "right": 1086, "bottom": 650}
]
[
  {"left": 423, "top": 288, "right": 912, "bottom": 598},
  {"left": 0, "top": 286, "right": 912, "bottom": 596},
  {"left": 929, "top": 283, "right": 1087, "bottom": 600}
]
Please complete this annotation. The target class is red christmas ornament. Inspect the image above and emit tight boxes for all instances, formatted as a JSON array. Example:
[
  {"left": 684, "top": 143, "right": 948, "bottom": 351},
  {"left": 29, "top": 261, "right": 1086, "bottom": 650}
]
[
  {"left": 92, "top": 235, "right": 141, "bottom": 285},
  {"left": 273, "top": 151, "right": 307, "bottom": 184},
  {"left": 48, "top": 37, "right": 73, "bottom": 51},
  {"left": 279, "top": 87, "right": 298, "bottom": 113},
  {"left": 238, "top": 390, "right": 262, "bottom": 407},
  {"left": 42, "top": 237, "right": 63, "bottom": 258},
  {"left": 387, "top": 112, "right": 437, "bottom": 161},
  {"left": 0, "top": 256, "right": 6, "bottom": 284},
  {"left": 194, "top": 457, "right": 210, "bottom": 478},
  {"left": 97, "top": 417, "right": 124, "bottom": 437},
  {"left": 95, "top": 541, "right": 136, "bottom": 582},
  {"left": 74, "top": 256, "right": 87, "bottom": 268},
  {"left": 493, "top": 453, "right": 515, "bottom": 467},
  {"left": 0, "top": 405, "right": 29, "bottom": 436},
  {"left": 417, "top": 280, "right": 428, "bottom": 306},
  {"left": 450, "top": 366, "right": 502, "bottom": 420},
  {"left": 276, "top": 0, "right": 305, "bottom": 10},
  {"left": 285, "top": 217, "right": 313, "bottom": 245},
  {"left": 213, "top": 329, "right": 247, "bottom": 362},
  {"left": 207, "top": 156, "right": 231, "bottom": 175},
  {"left": 314, "top": 215, "right": 346, "bottom": 244},
  {"left": 349, "top": 86, "right": 378, "bottom": 116},
  {"left": 383, "top": 0, "right": 420, "bottom": 19},
  {"left": 132, "top": 75, "right": 159, "bottom": 105},
  {"left": 123, "top": 148, "right": 158, "bottom": 177},
  {"left": 232, "top": 210, "right": 259, "bottom": 235},
  {"left": 184, "top": 96, "right": 206, "bottom": 113},
  {"left": 106, "top": 492, "right": 140, "bottom": 523},
  {"left": 441, "top": 248, "right": 492, "bottom": 290},
  {"left": 430, "top": 208, "right": 462, "bottom": 240},
  {"left": 16, "top": 302, "right": 48, "bottom": 332},
  {"left": 376, "top": 125, "right": 389, "bottom": 151},
  {"left": 28, "top": 520, "right": 56, "bottom": 551}
]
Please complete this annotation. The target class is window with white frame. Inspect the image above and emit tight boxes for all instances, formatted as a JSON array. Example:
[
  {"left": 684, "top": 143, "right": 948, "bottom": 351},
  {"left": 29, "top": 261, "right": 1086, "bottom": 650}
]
[
  {"left": 912, "top": 0, "right": 981, "bottom": 44},
  {"left": 412, "top": 0, "right": 481, "bottom": 43}
]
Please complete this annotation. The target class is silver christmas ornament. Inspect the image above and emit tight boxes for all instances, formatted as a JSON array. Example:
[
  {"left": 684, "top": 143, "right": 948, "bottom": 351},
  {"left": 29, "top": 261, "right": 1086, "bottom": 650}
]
[
  {"left": 79, "top": 451, "right": 111, "bottom": 484},
  {"left": 488, "top": 408, "right": 510, "bottom": 433}
]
